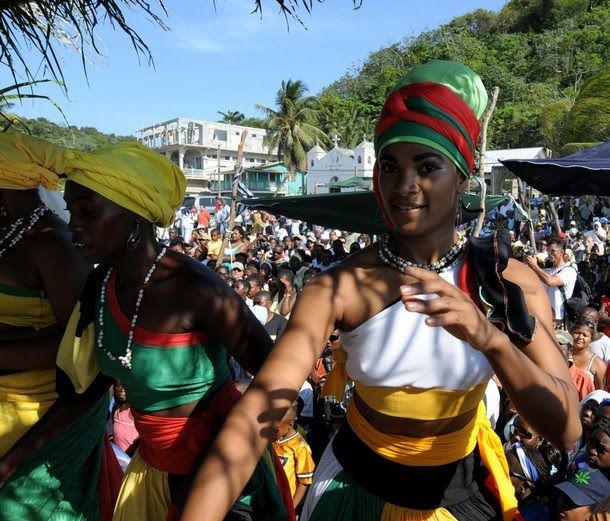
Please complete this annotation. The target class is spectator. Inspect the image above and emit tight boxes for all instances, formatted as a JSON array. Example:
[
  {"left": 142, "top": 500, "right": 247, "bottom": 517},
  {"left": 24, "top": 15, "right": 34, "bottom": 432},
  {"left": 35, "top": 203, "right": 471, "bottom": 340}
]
[
  {"left": 272, "top": 403, "right": 315, "bottom": 510},
  {"left": 253, "top": 290, "right": 287, "bottom": 341},
  {"left": 554, "top": 464, "right": 610, "bottom": 520},
  {"left": 580, "top": 307, "right": 610, "bottom": 363},
  {"left": 526, "top": 236, "right": 576, "bottom": 327}
]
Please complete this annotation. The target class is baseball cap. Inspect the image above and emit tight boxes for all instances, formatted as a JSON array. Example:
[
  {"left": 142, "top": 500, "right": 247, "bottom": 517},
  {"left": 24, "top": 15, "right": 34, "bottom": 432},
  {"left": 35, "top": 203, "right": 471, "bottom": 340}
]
[
  {"left": 555, "top": 465, "right": 610, "bottom": 506},
  {"left": 292, "top": 235, "right": 302, "bottom": 241},
  {"left": 231, "top": 262, "right": 244, "bottom": 271}
]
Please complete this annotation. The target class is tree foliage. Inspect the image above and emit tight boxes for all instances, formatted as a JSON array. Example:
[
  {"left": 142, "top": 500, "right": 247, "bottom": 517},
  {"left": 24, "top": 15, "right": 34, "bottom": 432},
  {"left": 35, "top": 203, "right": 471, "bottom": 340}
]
[
  {"left": 316, "top": 0, "right": 610, "bottom": 151},
  {"left": 257, "top": 79, "right": 329, "bottom": 178},
  {"left": 4, "top": 115, "right": 135, "bottom": 150}
]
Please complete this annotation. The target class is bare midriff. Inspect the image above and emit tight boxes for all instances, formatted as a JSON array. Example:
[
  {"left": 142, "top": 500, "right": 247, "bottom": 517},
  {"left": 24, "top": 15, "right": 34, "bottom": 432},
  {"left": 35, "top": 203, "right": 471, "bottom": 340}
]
[{"left": 352, "top": 390, "right": 477, "bottom": 437}]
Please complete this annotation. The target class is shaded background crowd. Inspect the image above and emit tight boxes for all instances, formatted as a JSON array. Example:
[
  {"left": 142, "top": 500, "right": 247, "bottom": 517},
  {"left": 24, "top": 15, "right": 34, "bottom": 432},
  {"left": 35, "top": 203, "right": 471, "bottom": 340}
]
[{"left": 105, "top": 194, "right": 610, "bottom": 520}]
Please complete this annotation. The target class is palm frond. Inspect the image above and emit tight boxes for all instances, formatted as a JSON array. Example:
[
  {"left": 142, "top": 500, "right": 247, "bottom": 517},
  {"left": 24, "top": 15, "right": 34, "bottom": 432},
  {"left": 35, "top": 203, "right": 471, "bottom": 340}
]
[{"left": 0, "top": 1, "right": 169, "bottom": 85}]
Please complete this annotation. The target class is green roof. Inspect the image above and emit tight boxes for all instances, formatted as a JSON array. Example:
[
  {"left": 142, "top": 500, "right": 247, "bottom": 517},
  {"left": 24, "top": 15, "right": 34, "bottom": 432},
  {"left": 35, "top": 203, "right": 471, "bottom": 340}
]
[{"left": 245, "top": 162, "right": 305, "bottom": 175}]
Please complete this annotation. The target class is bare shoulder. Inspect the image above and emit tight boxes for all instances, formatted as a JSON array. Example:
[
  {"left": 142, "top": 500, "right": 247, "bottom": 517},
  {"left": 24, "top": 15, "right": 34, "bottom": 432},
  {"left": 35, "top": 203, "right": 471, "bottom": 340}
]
[
  {"left": 299, "top": 243, "right": 396, "bottom": 330},
  {"left": 163, "top": 250, "right": 230, "bottom": 297}
]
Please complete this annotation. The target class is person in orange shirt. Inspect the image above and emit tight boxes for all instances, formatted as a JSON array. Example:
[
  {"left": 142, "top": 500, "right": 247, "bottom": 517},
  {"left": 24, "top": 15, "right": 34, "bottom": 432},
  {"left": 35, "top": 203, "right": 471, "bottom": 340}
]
[
  {"left": 557, "top": 330, "right": 596, "bottom": 399},
  {"left": 272, "top": 403, "right": 315, "bottom": 510}
]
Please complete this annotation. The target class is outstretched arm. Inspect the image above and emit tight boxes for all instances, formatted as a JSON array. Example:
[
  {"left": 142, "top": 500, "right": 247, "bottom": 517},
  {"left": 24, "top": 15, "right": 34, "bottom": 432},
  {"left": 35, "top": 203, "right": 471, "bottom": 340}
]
[{"left": 182, "top": 273, "right": 341, "bottom": 521}]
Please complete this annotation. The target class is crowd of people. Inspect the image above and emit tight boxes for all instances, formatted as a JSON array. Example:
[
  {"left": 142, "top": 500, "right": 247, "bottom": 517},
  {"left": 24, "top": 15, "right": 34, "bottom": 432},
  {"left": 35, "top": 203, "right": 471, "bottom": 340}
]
[
  {"left": 0, "top": 59, "right": 609, "bottom": 521},
  {"left": 155, "top": 191, "right": 610, "bottom": 520}
]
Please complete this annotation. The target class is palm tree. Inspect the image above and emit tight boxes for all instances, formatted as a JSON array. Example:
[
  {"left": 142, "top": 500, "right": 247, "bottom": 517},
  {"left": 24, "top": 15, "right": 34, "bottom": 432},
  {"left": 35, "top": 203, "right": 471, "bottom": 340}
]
[
  {"left": 217, "top": 110, "right": 246, "bottom": 125},
  {"left": 256, "top": 79, "right": 329, "bottom": 181},
  {"left": 541, "top": 68, "right": 610, "bottom": 156}
]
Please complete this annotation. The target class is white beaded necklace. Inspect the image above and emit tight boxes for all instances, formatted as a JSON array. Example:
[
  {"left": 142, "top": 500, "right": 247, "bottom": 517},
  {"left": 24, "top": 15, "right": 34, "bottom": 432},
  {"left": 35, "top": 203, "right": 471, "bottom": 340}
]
[
  {"left": 97, "top": 247, "right": 167, "bottom": 370},
  {"left": 0, "top": 205, "right": 50, "bottom": 260},
  {"left": 378, "top": 233, "right": 467, "bottom": 274}
]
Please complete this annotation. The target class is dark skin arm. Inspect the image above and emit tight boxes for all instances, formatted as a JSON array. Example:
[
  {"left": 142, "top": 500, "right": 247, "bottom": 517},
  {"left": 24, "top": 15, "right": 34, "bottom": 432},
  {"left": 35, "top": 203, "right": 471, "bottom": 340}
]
[
  {"left": 0, "top": 219, "right": 91, "bottom": 370},
  {"left": 182, "top": 272, "right": 340, "bottom": 520},
  {"left": 293, "top": 483, "right": 308, "bottom": 509},
  {"left": 188, "top": 267, "right": 274, "bottom": 375}
]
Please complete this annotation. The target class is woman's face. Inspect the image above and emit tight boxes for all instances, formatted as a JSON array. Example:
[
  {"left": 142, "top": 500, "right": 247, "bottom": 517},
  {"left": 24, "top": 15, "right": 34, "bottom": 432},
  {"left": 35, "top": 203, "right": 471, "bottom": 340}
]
[
  {"left": 64, "top": 181, "right": 135, "bottom": 264},
  {"left": 231, "top": 229, "right": 243, "bottom": 241},
  {"left": 376, "top": 142, "right": 464, "bottom": 236},
  {"left": 587, "top": 429, "right": 610, "bottom": 470},
  {"left": 572, "top": 326, "right": 593, "bottom": 351}
]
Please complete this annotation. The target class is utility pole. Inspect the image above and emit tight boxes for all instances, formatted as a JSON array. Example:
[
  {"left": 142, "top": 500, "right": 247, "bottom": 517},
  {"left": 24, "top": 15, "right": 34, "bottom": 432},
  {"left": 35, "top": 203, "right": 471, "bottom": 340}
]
[
  {"left": 473, "top": 86, "right": 500, "bottom": 238},
  {"left": 217, "top": 145, "right": 221, "bottom": 197},
  {"left": 229, "top": 130, "right": 248, "bottom": 228}
]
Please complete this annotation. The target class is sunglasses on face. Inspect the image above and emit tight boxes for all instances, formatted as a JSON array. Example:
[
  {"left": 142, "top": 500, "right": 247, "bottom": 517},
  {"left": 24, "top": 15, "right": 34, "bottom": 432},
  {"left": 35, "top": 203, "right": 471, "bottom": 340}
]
[{"left": 510, "top": 424, "right": 535, "bottom": 440}]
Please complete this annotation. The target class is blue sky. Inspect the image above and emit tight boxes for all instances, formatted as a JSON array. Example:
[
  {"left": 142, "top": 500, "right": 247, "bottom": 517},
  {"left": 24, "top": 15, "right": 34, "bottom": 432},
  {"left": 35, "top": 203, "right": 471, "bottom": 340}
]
[{"left": 8, "top": 0, "right": 506, "bottom": 136}]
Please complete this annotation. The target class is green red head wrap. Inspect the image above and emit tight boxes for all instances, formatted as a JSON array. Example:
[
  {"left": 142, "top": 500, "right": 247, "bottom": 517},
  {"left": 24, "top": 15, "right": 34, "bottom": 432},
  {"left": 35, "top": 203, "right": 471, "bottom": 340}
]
[{"left": 373, "top": 60, "right": 488, "bottom": 229}]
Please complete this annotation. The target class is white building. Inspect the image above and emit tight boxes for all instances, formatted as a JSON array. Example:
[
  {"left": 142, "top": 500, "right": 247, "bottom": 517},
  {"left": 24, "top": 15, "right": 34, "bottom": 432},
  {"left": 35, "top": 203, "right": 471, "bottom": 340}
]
[
  {"left": 306, "top": 138, "right": 375, "bottom": 194},
  {"left": 482, "top": 147, "right": 551, "bottom": 195},
  {"left": 138, "top": 117, "right": 276, "bottom": 192}
]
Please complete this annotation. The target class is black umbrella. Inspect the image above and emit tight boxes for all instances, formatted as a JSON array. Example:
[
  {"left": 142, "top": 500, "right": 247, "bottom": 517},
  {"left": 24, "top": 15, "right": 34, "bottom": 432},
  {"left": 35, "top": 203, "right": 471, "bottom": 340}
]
[{"left": 501, "top": 141, "right": 610, "bottom": 196}]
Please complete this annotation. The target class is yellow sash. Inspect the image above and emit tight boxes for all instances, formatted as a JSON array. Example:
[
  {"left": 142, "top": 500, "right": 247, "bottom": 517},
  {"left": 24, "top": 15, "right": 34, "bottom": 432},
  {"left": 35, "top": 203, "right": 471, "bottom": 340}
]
[
  {"left": 348, "top": 400, "right": 517, "bottom": 521},
  {"left": 0, "top": 285, "right": 55, "bottom": 329},
  {"left": 354, "top": 381, "right": 487, "bottom": 421},
  {"left": 0, "top": 370, "right": 57, "bottom": 456}
]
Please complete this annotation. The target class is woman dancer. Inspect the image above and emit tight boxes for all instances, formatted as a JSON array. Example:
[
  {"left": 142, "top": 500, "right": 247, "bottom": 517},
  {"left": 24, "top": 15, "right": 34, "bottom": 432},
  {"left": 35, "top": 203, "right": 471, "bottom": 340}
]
[
  {"left": 18, "top": 141, "right": 290, "bottom": 520},
  {"left": 183, "top": 61, "right": 580, "bottom": 521},
  {"left": 0, "top": 133, "right": 101, "bottom": 520}
]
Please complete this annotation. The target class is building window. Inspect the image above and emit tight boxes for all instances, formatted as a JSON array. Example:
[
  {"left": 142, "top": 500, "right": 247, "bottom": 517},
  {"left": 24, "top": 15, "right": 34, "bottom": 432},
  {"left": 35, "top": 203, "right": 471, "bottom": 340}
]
[
  {"left": 310, "top": 159, "right": 314, "bottom": 167},
  {"left": 213, "top": 129, "right": 227, "bottom": 141},
  {"left": 368, "top": 156, "right": 372, "bottom": 164},
  {"left": 358, "top": 156, "right": 362, "bottom": 164},
  {"left": 224, "top": 156, "right": 230, "bottom": 160},
  {"left": 252, "top": 133, "right": 257, "bottom": 138},
  {"left": 235, "top": 131, "right": 240, "bottom": 135}
]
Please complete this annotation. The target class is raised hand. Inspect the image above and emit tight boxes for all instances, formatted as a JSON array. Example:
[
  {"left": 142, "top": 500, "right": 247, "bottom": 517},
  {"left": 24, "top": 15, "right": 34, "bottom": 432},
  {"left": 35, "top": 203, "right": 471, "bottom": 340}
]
[{"left": 400, "top": 266, "right": 506, "bottom": 353}]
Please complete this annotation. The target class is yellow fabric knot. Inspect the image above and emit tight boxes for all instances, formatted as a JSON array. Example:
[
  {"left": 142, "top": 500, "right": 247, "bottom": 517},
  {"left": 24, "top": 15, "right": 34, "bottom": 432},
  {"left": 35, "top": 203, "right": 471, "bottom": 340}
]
[
  {"left": 0, "top": 133, "right": 65, "bottom": 190},
  {"left": 322, "top": 347, "right": 348, "bottom": 401},
  {"left": 64, "top": 142, "right": 186, "bottom": 227}
]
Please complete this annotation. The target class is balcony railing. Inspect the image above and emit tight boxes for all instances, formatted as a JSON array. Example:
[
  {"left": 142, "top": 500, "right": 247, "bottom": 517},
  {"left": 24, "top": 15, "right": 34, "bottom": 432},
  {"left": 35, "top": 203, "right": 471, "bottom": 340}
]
[{"left": 209, "top": 179, "right": 286, "bottom": 194}]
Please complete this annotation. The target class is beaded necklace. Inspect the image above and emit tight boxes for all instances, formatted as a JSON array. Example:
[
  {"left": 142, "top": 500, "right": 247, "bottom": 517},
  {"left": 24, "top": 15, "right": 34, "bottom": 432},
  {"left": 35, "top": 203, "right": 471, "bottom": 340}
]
[
  {"left": 97, "top": 247, "right": 167, "bottom": 370},
  {"left": 378, "top": 233, "right": 467, "bottom": 274},
  {"left": 0, "top": 205, "right": 51, "bottom": 260}
]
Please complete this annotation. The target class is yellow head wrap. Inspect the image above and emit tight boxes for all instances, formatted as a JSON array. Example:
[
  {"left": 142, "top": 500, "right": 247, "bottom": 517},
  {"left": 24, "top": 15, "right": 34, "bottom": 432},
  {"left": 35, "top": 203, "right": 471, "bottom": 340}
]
[
  {"left": 0, "top": 133, "right": 65, "bottom": 190},
  {"left": 64, "top": 142, "right": 186, "bottom": 227}
]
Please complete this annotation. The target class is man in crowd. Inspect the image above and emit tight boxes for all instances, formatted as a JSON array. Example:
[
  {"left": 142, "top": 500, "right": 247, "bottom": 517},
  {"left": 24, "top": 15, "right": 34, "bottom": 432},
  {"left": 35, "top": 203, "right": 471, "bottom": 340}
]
[
  {"left": 526, "top": 237, "right": 576, "bottom": 327},
  {"left": 253, "top": 290, "right": 287, "bottom": 341}
]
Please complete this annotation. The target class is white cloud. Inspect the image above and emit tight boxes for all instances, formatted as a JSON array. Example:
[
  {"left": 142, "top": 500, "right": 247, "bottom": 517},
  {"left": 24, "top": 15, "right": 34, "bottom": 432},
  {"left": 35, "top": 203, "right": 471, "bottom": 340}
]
[
  {"left": 174, "top": 33, "right": 224, "bottom": 53},
  {"left": 168, "top": 1, "right": 299, "bottom": 54}
]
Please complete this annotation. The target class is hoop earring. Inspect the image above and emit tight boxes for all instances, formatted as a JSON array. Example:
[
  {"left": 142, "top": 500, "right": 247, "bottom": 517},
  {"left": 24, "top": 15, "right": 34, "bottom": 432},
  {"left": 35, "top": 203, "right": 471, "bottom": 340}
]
[{"left": 126, "top": 221, "right": 141, "bottom": 250}]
